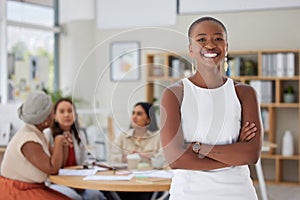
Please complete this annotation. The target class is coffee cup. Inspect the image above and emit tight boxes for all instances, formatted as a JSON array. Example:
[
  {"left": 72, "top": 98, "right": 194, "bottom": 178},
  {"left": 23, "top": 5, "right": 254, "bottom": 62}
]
[
  {"left": 127, "top": 153, "right": 141, "bottom": 170},
  {"left": 151, "top": 155, "right": 164, "bottom": 169}
]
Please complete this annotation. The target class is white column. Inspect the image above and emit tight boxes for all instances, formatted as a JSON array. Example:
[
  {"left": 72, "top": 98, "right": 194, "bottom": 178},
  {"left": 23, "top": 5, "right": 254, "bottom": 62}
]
[{"left": 0, "top": 0, "right": 7, "bottom": 104}]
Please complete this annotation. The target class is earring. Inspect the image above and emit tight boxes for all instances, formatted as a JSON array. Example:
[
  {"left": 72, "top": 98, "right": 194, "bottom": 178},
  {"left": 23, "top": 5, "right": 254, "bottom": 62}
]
[
  {"left": 191, "top": 58, "right": 196, "bottom": 74},
  {"left": 44, "top": 121, "right": 48, "bottom": 126},
  {"left": 224, "top": 53, "right": 229, "bottom": 72}
]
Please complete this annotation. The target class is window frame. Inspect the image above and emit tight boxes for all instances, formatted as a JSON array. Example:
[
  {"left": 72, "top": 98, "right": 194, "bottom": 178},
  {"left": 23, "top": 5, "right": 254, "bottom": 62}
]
[{"left": 0, "top": 0, "right": 60, "bottom": 104}]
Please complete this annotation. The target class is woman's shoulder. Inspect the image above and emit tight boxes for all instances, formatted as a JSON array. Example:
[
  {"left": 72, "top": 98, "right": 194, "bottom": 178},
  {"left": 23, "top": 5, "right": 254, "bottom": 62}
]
[
  {"left": 162, "top": 80, "right": 184, "bottom": 103},
  {"left": 118, "top": 129, "right": 134, "bottom": 138},
  {"left": 234, "top": 81, "right": 256, "bottom": 92},
  {"left": 234, "top": 81, "right": 258, "bottom": 101},
  {"left": 43, "top": 127, "right": 52, "bottom": 135},
  {"left": 43, "top": 128, "right": 53, "bottom": 143},
  {"left": 146, "top": 130, "right": 160, "bottom": 138},
  {"left": 164, "top": 80, "right": 184, "bottom": 92},
  {"left": 10, "top": 124, "right": 44, "bottom": 145}
]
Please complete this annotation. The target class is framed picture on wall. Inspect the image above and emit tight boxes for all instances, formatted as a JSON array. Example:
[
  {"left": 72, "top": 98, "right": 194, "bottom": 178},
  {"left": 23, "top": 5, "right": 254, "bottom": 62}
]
[{"left": 110, "top": 41, "right": 141, "bottom": 82}]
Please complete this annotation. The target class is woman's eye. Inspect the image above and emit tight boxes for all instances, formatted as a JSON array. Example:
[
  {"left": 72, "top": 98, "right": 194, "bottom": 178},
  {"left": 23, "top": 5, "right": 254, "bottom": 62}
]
[
  {"left": 197, "top": 38, "right": 206, "bottom": 42},
  {"left": 137, "top": 112, "right": 143, "bottom": 116},
  {"left": 215, "top": 37, "right": 224, "bottom": 41}
]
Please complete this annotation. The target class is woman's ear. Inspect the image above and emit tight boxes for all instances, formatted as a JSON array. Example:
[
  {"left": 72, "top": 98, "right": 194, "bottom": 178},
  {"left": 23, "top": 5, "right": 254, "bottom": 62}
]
[
  {"left": 189, "top": 44, "right": 196, "bottom": 58},
  {"left": 189, "top": 44, "right": 193, "bottom": 54},
  {"left": 225, "top": 43, "right": 228, "bottom": 53}
]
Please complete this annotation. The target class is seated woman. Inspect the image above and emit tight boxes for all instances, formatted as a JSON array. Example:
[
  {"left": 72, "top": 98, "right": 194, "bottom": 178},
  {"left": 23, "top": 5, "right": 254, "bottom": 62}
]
[
  {"left": 111, "top": 102, "right": 162, "bottom": 165},
  {"left": 44, "top": 98, "right": 106, "bottom": 200},
  {"left": 0, "top": 91, "right": 71, "bottom": 200},
  {"left": 111, "top": 102, "right": 164, "bottom": 200}
]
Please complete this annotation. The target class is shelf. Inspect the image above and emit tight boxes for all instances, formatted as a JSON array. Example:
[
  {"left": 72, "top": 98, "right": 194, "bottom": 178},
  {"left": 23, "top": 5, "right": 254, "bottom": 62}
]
[
  {"left": 261, "top": 154, "right": 300, "bottom": 160},
  {"left": 146, "top": 49, "right": 300, "bottom": 185},
  {"left": 260, "top": 103, "right": 299, "bottom": 108},
  {"left": 0, "top": 147, "right": 6, "bottom": 153},
  {"left": 273, "top": 103, "right": 299, "bottom": 108},
  {"left": 233, "top": 76, "right": 299, "bottom": 81}
]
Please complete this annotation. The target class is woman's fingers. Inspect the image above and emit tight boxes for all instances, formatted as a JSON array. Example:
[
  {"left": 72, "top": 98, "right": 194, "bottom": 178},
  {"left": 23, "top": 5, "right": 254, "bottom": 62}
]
[{"left": 240, "top": 122, "right": 257, "bottom": 142}]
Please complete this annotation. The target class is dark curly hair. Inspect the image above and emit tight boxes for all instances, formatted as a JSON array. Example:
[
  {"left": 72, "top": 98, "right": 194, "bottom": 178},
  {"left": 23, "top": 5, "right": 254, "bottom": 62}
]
[{"left": 51, "top": 98, "right": 81, "bottom": 145}]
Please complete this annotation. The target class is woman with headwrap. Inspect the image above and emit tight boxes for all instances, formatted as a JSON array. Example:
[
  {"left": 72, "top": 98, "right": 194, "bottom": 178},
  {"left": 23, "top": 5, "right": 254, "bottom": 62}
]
[{"left": 0, "top": 91, "right": 71, "bottom": 200}]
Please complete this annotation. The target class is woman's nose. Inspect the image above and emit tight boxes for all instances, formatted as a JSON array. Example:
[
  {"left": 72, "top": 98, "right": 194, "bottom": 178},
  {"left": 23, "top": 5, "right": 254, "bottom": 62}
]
[
  {"left": 205, "top": 39, "right": 216, "bottom": 49},
  {"left": 131, "top": 114, "right": 136, "bottom": 120}
]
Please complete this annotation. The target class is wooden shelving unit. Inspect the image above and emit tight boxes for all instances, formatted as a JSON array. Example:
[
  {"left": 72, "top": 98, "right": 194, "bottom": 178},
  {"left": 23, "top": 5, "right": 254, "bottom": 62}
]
[
  {"left": 0, "top": 147, "right": 6, "bottom": 153},
  {"left": 146, "top": 50, "right": 300, "bottom": 185}
]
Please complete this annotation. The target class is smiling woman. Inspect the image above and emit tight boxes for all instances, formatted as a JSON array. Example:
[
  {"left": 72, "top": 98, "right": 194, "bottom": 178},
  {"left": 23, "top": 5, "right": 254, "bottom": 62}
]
[{"left": 160, "top": 16, "right": 263, "bottom": 200}]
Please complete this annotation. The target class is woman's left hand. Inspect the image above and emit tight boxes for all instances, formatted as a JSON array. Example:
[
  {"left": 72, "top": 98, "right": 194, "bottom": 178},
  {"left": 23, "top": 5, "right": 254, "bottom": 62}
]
[{"left": 239, "top": 122, "right": 257, "bottom": 142}]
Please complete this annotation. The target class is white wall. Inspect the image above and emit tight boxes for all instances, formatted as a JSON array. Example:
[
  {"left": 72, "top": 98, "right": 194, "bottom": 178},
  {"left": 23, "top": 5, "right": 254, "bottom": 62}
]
[
  {"left": 60, "top": 8, "right": 300, "bottom": 130},
  {"left": 59, "top": 20, "right": 96, "bottom": 101}
]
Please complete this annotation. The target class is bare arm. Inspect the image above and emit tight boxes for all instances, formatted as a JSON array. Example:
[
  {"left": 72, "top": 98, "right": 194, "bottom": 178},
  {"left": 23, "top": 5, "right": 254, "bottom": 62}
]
[
  {"left": 160, "top": 84, "right": 229, "bottom": 170},
  {"left": 160, "top": 82, "right": 260, "bottom": 170},
  {"left": 21, "top": 135, "right": 69, "bottom": 175},
  {"left": 199, "top": 84, "right": 263, "bottom": 166}
]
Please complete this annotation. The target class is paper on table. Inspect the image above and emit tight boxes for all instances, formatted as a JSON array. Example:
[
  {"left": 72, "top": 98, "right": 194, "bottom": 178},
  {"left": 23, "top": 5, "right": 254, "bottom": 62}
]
[
  {"left": 133, "top": 170, "right": 173, "bottom": 179},
  {"left": 83, "top": 174, "right": 134, "bottom": 181},
  {"left": 94, "top": 166, "right": 110, "bottom": 171},
  {"left": 59, "top": 169, "right": 98, "bottom": 176}
]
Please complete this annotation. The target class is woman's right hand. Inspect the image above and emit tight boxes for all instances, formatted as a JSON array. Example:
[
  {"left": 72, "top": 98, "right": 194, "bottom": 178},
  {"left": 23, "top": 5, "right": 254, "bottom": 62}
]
[
  {"left": 62, "top": 131, "right": 73, "bottom": 147},
  {"left": 239, "top": 122, "right": 257, "bottom": 142},
  {"left": 54, "top": 135, "right": 69, "bottom": 147}
]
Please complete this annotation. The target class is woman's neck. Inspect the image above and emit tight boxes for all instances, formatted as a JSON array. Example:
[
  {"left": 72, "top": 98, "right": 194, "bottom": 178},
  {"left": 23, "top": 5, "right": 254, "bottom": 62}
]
[
  {"left": 35, "top": 124, "right": 45, "bottom": 133},
  {"left": 133, "top": 126, "right": 148, "bottom": 137},
  {"left": 60, "top": 125, "right": 71, "bottom": 132},
  {"left": 191, "top": 69, "right": 225, "bottom": 88}
]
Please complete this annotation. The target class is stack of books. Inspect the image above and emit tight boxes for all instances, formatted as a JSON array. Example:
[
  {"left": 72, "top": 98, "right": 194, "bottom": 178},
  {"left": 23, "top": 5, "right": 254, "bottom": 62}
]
[
  {"left": 262, "top": 52, "right": 295, "bottom": 77},
  {"left": 249, "top": 80, "right": 273, "bottom": 103}
]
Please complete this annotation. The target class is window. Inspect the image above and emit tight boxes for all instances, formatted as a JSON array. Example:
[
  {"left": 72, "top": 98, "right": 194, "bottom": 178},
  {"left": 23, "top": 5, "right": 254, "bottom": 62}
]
[{"left": 0, "top": 0, "right": 59, "bottom": 103}]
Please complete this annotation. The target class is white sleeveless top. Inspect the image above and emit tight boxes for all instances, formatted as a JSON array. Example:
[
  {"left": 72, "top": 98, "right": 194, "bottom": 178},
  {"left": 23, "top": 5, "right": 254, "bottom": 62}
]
[{"left": 169, "top": 78, "right": 258, "bottom": 200}]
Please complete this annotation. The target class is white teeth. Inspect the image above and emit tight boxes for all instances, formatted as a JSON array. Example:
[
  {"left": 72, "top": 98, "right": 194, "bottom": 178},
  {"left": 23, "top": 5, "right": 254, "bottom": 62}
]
[{"left": 204, "top": 53, "right": 217, "bottom": 58}]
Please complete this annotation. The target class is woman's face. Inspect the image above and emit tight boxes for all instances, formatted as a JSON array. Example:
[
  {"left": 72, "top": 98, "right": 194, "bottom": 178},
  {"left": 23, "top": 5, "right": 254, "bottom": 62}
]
[
  {"left": 189, "top": 20, "right": 228, "bottom": 69},
  {"left": 131, "top": 105, "right": 150, "bottom": 128},
  {"left": 55, "top": 101, "right": 75, "bottom": 130}
]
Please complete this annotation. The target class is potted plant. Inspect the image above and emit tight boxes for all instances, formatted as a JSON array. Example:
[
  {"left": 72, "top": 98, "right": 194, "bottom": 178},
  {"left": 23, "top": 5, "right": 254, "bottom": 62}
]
[{"left": 283, "top": 86, "right": 295, "bottom": 103}]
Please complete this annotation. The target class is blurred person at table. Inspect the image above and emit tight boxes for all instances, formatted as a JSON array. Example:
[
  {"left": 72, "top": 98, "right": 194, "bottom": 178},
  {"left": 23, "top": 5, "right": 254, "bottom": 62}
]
[
  {"left": 0, "top": 91, "right": 71, "bottom": 200},
  {"left": 44, "top": 98, "right": 107, "bottom": 200},
  {"left": 111, "top": 102, "right": 163, "bottom": 200},
  {"left": 111, "top": 102, "right": 163, "bottom": 166}
]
